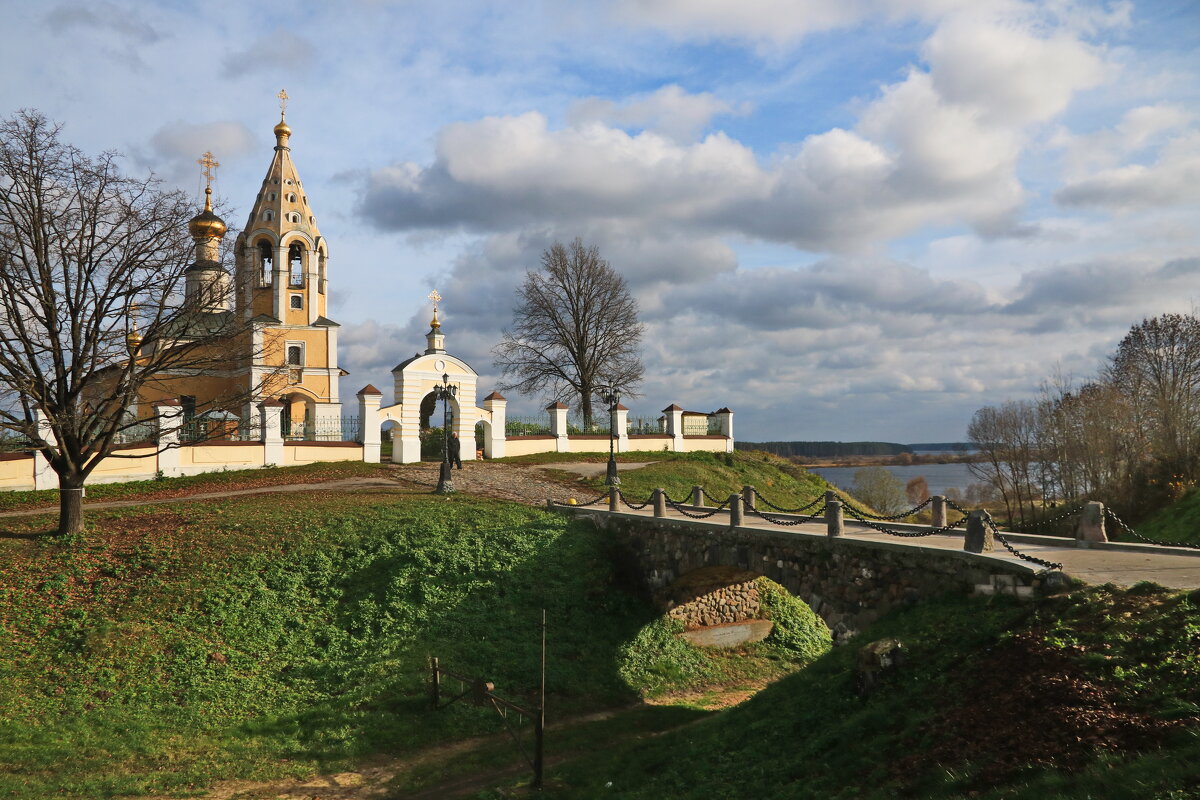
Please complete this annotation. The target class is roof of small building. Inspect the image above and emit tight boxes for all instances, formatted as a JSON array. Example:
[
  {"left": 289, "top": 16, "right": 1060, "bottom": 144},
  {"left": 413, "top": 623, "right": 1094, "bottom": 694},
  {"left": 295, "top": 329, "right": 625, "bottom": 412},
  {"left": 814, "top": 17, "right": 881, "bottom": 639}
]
[
  {"left": 547, "top": 402, "right": 569, "bottom": 410},
  {"left": 483, "top": 391, "right": 506, "bottom": 401},
  {"left": 662, "top": 403, "right": 684, "bottom": 412},
  {"left": 357, "top": 384, "right": 382, "bottom": 396}
]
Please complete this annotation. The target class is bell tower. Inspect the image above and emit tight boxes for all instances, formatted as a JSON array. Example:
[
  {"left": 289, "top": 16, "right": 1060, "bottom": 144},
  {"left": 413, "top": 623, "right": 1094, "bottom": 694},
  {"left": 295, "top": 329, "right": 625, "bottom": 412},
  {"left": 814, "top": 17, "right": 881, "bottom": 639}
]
[{"left": 233, "top": 91, "right": 344, "bottom": 431}]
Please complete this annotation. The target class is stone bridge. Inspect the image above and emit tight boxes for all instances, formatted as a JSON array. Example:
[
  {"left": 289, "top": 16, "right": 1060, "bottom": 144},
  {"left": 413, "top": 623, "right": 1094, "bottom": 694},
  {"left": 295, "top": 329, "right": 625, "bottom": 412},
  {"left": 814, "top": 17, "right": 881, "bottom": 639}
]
[{"left": 551, "top": 490, "right": 1200, "bottom": 641}]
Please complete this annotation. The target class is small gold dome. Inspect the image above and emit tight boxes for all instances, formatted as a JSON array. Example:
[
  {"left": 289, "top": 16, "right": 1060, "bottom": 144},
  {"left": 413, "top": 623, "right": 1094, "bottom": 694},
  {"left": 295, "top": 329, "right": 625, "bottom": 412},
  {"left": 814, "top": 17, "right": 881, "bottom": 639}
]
[
  {"left": 188, "top": 187, "right": 227, "bottom": 239},
  {"left": 274, "top": 118, "right": 292, "bottom": 142}
]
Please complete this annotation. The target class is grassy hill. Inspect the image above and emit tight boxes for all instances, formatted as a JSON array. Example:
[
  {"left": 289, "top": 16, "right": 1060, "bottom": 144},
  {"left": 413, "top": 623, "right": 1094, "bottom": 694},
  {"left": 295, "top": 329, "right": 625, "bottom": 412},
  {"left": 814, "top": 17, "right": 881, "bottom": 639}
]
[
  {"left": 3, "top": 459, "right": 1198, "bottom": 798},
  {"left": 1127, "top": 487, "right": 1200, "bottom": 546},
  {"left": 540, "top": 584, "right": 1200, "bottom": 799}
]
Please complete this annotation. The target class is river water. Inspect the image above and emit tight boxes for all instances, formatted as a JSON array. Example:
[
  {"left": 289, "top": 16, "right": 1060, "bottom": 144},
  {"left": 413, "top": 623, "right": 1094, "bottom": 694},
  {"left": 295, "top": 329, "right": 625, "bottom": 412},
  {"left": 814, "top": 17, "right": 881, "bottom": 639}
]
[{"left": 809, "top": 462, "right": 977, "bottom": 498}]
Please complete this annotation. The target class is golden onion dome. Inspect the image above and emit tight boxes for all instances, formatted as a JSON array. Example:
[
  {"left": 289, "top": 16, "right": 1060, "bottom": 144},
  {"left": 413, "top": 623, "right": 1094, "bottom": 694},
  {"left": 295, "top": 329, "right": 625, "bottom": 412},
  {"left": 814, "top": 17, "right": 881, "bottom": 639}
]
[
  {"left": 273, "top": 117, "right": 292, "bottom": 146},
  {"left": 188, "top": 186, "right": 227, "bottom": 239}
]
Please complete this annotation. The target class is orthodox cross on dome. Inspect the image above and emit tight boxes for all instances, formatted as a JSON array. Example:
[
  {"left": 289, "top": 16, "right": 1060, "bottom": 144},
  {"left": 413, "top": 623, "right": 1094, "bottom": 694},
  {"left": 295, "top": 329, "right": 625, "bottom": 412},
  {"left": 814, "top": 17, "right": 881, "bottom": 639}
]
[
  {"left": 277, "top": 88, "right": 289, "bottom": 118},
  {"left": 428, "top": 289, "right": 443, "bottom": 329},
  {"left": 197, "top": 151, "right": 219, "bottom": 190}
]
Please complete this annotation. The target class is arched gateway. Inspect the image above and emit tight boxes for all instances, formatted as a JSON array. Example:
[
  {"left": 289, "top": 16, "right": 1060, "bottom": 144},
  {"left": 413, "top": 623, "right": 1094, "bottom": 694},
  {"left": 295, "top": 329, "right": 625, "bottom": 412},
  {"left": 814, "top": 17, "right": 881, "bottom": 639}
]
[{"left": 366, "top": 301, "right": 507, "bottom": 463}]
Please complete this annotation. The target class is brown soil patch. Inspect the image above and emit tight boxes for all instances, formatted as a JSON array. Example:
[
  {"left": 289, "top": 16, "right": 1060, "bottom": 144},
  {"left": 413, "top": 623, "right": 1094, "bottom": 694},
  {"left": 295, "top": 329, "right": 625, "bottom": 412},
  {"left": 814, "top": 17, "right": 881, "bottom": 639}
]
[{"left": 895, "top": 631, "right": 1187, "bottom": 784}]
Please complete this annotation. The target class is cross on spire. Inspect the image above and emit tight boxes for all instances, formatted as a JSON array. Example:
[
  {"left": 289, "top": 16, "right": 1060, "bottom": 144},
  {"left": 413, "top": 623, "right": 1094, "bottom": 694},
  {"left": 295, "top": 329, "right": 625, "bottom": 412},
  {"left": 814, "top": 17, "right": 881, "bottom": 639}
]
[
  {"left": 277, "top": 88, "right": 289, "bottom": 118},
  {"left": 428, "top": 289, "right": 442, "bottom": 310},
  {"left": 197, "top": 151, "right": 219, "bottom": 189}
]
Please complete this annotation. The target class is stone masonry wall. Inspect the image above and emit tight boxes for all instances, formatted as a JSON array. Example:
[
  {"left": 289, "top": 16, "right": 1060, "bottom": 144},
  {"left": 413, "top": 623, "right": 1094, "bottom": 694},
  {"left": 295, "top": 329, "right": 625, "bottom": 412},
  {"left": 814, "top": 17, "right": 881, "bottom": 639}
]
[
  {"left": 589, "top": 513, "right": 1041, "bottom": 641},
  {"left": 667, "top": 579, "right": 761, "bottom": 629}
]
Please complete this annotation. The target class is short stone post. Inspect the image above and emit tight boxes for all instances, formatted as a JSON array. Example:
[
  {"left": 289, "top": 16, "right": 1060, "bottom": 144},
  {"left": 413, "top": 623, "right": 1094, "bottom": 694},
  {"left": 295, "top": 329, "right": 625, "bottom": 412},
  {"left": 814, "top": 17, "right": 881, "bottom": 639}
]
[
  {"left": 931, "top": 495, "right": 947, "bottom": 529},
  {"left": 742, "top": 485, "right": 756, "bottom": 511},
  {"left": 652, "top": 488, "right": 667, "bottom": 518},
  {"left": 1076, "top": 501, "right": 1107, "bottom": 543},
  {"left": 482, "top": 392, "right": 507, "bottom": 459},
  {"left": 609, "top": 486, "right": 619, "bottom": 513},
  {"left": 663, "top": 404, "right": 685, "bottom": 452},
  {"left": 729, "top": 493, "right": 743, "bottom": 527},
  {"left": 692, "top": 485, "right": 705, "bottom": 507},
  {"left": 964, "top": 510, "right": 995, "bottom": 553},
  {"left": 827, "top": 500, "right": 844, "bottom": 538},
  {"left": 153, "top": 398, "right": 184, "bottom": 478},
  {"left": 825, "top": 489, "right": 839, "bottom": 505},
  {"left": 357, "top": 385, "right": 382, "bottom": 463},
  {"left": 32, "top": 408, "right": 58, "bottom": 491},
  {"left": 547, "top": 402, "right": 570, "bottom": 453},
  {"left": 260, "top": 399, "right": 285, "bottom": 467},
  {"left": 614, "top": 403, "right": 630, "bottom": 453}
]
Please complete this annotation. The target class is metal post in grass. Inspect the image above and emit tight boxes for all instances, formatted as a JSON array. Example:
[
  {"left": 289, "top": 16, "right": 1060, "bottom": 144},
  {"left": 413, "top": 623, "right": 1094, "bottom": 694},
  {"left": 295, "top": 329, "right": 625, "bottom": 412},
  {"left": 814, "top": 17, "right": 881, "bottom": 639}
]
[
  {"left": 598, "top": 385, "right": 622, "bottom": 487},
  {"left": 609, "top": 486, "right": 619, "bottom": 512},
  {"left": 433, "top": 373, "right": 457, "bottom": 494}
]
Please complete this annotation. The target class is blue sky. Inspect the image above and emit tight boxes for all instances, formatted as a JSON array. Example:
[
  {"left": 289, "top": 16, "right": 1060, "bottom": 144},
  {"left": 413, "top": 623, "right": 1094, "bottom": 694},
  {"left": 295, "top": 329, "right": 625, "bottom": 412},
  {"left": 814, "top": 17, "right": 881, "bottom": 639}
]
[{"left": 2, "top": 0, "right": 1198, "bottom": 441}]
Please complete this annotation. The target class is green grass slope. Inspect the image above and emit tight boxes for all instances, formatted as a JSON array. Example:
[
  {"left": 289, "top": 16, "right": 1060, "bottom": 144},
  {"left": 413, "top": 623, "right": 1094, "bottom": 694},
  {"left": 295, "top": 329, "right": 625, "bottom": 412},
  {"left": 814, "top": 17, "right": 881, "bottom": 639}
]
[
  {"left": 0, "top": 492, "right": 655, "bottom": 797},
  {"left": 543, "top": 585, "right": 1200, "bottom": 799},
  {"left": 560, "top": 450, "right": 837, "bottom": 509},
  {"left": 1129, "top": 487, "right": 1200, "bottom": 545}
]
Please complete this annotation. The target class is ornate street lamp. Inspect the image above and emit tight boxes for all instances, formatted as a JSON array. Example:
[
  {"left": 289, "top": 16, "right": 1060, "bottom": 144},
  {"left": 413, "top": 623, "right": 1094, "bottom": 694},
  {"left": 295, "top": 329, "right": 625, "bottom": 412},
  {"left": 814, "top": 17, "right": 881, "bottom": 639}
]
[
  {"left": 597, "top": 385, "right": 621, "bottom": 486},
  {"left": 433, "top": 372, "right": 457, "bottom": 494}
]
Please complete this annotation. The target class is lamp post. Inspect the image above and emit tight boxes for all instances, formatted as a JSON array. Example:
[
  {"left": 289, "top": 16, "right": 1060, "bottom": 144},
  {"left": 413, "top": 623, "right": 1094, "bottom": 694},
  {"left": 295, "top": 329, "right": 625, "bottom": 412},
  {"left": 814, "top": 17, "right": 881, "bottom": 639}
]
[
  {"left": 598, "top": 385, "right": 621, "bottom": 486},
  {"left": 433, "top": 372, "right": 456, "bottom": 494}
]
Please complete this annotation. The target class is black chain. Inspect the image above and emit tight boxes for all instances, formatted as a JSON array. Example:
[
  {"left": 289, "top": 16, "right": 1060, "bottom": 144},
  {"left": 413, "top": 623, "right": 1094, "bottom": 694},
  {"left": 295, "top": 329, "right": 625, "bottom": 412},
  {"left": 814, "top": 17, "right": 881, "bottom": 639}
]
[
  {"left": 699, "top": 487, "right": 735, "bottom": 506},
  {"left": 1017, "top": 505, "right": 1085, "bottom": 529},
  {"left": 616, "top": 490, "right": 652, "bottom": 511},
  {"left": 841, "top": 497, "right": 933, "bottom": 522},
  {"left": 572, "top": 492, "right": 610, "bottom": 508},
  {"left": 841, "top": 505, "right": 945, "bottom": 538},
  {"left": 1106, "top": 509, "right": 1200, "bottom": 550},
  {"left": 755, "top": 494, "right": 825, "bottom": 514},
  {"left": 665, "top": 498, "right": 730, "bottom": 519},
  {"left": 985, "top": 517, "right": 1063, "bottom": 570},
  {"left": 748, "top": 503, "right": 828, "bottom": 527}
]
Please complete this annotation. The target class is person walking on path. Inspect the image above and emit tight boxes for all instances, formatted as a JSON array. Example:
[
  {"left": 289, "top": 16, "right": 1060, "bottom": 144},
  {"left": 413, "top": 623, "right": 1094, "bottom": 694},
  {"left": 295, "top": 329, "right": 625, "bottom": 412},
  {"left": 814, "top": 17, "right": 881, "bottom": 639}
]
[{"left": 450, "top": 432, "right": 463, "bottom": 470}]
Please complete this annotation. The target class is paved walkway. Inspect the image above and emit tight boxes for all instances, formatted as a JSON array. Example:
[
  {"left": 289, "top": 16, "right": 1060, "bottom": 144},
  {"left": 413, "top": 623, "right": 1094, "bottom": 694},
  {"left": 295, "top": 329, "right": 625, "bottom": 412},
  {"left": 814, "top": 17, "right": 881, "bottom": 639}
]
[{"left": 577, "top": 503, "right": 1200, "bottom": 590}]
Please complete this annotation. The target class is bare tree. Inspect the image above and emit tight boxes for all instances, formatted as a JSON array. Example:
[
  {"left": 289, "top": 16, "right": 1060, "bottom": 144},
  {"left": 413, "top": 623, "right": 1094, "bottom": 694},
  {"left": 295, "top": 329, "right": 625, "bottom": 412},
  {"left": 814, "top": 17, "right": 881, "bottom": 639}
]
[
  {"left": 493, "top": 238, "right": 644, "bottom": 426},
  {"left": 0, "top": 111, "right": 254, "bottom": 534}
]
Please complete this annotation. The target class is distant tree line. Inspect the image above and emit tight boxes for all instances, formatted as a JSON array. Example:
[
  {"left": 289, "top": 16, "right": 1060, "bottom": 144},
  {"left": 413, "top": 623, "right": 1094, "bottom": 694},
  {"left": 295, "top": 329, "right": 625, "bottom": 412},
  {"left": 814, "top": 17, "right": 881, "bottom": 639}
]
[
  {"left": 738, "top": 441, "right": 913, "bottom": 458},
  {"left": 968, "top": 313, "right": 1200, "bottom": 526}
]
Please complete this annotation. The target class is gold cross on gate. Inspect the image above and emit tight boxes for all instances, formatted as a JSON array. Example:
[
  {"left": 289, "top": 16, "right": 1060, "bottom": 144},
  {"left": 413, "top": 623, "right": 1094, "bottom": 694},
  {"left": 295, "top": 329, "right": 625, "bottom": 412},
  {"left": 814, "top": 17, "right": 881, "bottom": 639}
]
[
  {"left": 197, "top": 151, "right": 219, "bottom": 188},
  {"left": 428, "top": 289, "right": 442, "bottom": 311},
  {"left": 277, "top": 88, "right": 289, "bottom": 116}
]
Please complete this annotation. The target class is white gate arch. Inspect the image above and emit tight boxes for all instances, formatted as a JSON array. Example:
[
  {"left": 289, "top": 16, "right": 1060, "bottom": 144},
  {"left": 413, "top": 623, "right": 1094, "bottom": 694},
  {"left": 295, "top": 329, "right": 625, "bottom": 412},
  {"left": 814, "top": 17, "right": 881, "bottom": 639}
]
[{"left": 373, "top": 324, "right": 495, "bottom": 464}]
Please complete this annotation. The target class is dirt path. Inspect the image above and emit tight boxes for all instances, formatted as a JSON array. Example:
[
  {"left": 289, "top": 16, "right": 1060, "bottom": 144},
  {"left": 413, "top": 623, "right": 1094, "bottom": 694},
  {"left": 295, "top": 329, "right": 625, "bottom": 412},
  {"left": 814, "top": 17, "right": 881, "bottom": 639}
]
[{"left": 0, "top": 461, "right": 599, "bottom": 520}]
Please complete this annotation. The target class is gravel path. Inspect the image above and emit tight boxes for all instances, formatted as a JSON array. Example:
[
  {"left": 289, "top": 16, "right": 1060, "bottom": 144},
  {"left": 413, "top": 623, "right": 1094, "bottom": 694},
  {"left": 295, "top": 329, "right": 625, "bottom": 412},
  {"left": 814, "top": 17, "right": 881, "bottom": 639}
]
[{"left": 389, "top": 461, "right": 604, "bottom": 505}]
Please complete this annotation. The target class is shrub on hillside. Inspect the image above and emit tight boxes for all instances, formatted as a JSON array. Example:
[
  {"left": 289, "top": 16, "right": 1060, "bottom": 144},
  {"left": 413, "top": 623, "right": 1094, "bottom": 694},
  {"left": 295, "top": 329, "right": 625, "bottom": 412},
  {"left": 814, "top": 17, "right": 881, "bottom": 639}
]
[{"left": 757, "top": 578, "right": 833, "bottom": 663}]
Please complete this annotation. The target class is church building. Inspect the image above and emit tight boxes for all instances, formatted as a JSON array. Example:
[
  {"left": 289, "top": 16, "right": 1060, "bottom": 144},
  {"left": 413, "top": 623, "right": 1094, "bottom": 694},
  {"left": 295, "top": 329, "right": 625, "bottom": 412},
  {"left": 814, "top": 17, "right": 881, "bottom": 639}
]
[{"left": 134, "top": 95, "right": 345, "bottom": 434}]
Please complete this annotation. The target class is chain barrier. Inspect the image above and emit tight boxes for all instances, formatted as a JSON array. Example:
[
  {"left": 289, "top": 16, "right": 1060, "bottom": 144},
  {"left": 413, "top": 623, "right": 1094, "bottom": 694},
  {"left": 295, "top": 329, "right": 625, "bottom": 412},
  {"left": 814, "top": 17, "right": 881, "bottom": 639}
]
[
  {"left": 841, "top": 497, "right": 933, "bottom": 522},
  {"left": 984, "top": 517, "right": 1063, "bottom": 570},
  {"left": 699, "top": 487, "right": 733, "bottom": 506},
  {"left": 616, "top": 490, "right": 652, "bottom": 511},
  {"left": 1016, "top": 505, "right": 1085, "bottom": 530},
  {"left": 665, "top": 497, "right": 731, "bottom": 519},
  {"left": 841, "top": 504, "right": 949, "bottom": 538},
  {"left": 571, "top": 492, "right": 611, "bottom": 508},
  {"left": 1106, "top": 509, "right": 1200, "bottom": 551},
  {"left": 755, "top": 494, "right": 825, "bottom": 514},
  {"left": 749, "top": 503, "right": 828, "bottom": 527}
]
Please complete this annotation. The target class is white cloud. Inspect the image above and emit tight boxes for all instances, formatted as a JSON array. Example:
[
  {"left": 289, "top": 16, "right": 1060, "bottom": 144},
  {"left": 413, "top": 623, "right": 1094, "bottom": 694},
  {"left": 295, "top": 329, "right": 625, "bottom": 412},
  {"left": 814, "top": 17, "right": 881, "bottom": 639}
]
[
  {"left": 567, "top": 84, "right": 749, "bottom": 143},
  {"left": 142, "top": 120, "right": 258, "bottom": 184}
]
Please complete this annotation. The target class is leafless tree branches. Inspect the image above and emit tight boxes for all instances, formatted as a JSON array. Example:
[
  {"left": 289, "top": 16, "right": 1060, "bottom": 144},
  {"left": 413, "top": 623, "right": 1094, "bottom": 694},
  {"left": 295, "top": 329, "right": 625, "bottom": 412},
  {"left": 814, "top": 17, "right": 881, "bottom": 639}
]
[
  {"left": 493, "top": 238, "right": 644, "bottom": 426},
  {"left": 0, "top": 110, "right": 253, "bottom": 533}
]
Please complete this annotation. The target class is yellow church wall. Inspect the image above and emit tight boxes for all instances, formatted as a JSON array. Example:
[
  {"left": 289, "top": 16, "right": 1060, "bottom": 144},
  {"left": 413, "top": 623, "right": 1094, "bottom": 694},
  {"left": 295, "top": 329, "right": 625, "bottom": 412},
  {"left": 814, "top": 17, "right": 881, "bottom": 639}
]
[
  {"left": 0, "top": 455, "right": 34, "bottom": 489},
  {"left": 681, "top": 436, "right": 733, "bottom": 453},
  {"left": 284, "top": 443, "right": 362, "bottom": 465},
  {"left": 87, "top": 446, "right": 158, "bottom": 483},
  {"left": 181, "top": 443, "right": 265, "bottom": 467},
  {"left": 503, "top": 436, "right": 558, "bottom": 457}
]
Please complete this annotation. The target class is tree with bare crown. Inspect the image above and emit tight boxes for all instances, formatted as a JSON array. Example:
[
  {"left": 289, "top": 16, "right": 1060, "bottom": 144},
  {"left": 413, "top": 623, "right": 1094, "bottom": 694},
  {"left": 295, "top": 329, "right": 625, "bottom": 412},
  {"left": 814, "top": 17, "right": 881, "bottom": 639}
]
[
  {"left": 493, "top": 238, "right": 644, "bottom": 427},
  {"left": 0, "top": 111, "right": 255, "bottom": 535}
]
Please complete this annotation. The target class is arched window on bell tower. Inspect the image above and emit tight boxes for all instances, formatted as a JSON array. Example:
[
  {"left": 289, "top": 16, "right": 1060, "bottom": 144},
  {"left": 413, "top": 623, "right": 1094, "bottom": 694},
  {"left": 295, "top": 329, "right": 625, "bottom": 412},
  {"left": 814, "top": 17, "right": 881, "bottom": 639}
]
[
  {"left": 258, "top": 241, "right": 273, "bottom": 286},
  {"left": 288, "top": 243, "right": 304, "bottom": 288}
]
